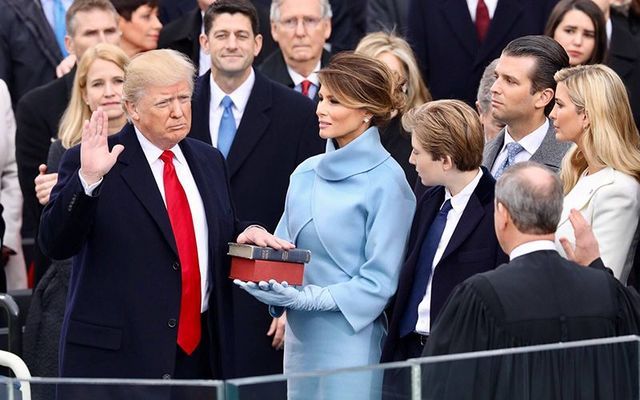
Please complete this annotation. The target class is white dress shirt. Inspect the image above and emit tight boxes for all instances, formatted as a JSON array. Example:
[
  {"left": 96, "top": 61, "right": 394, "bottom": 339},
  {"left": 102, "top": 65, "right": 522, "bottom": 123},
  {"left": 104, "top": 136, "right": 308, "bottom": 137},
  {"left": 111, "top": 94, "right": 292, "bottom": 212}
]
[
  {"left": 415, "top": 168, "right": 484, "bottom": 335},
  {"left": 41, "top": 0, "right": 73, "bottom": 32},
  {"left": 208, "top": 68, "right": 255, "bottom": 148},
  {"left": 466, "top": 0, "right": 498, "bottom": 21},
  {"left": 510, "top": 240, "right": 557, "bottom": 261},
  {"left": 491, "top": 119, "right": 549, "bottom": 177},
  {"left": 79, "top": 129, "right": 211, "bottom": 312},
  {"left": 287, "top": 60, "right": 321, "bottom": 99}
]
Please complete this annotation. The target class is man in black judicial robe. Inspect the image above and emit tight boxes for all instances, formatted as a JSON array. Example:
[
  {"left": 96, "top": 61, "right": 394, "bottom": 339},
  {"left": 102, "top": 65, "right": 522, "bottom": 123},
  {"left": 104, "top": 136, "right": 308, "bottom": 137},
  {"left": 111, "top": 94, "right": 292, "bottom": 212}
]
[{"left": 421, "top": 162, "right": 640, "bottom": 400}]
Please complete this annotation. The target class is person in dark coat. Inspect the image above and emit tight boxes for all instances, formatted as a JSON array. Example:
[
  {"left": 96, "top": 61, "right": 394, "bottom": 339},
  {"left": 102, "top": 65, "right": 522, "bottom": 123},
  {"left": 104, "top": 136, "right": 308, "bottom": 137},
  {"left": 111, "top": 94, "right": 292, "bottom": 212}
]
[
  {"left": 259, "top": 0, "right": 332, "bottom": 102},
  {"left": 0, "top": 0, "right": 62, "bottom": 108},
  {"left": 406, "top": 0, "right": 559, "bottom": 106},
  {"left": 158, "top": 0, "right": 276, "bottom": 72},
  {"left": 190, "top": 0, "right": 324, "bottom": 378},
  {"left": 422, "top": 162, "right": 640, "bottom": 400},
  {"left": 39, "top": 49, "right": 289, "bottom": 399}
]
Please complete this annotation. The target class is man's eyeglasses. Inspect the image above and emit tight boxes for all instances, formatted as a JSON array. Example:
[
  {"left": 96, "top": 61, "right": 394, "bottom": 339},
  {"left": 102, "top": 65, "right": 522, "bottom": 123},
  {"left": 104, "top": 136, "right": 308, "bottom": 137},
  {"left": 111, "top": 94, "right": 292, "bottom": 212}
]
[{"left": 278, "top": 16, "right": 323, "bottom": 30}]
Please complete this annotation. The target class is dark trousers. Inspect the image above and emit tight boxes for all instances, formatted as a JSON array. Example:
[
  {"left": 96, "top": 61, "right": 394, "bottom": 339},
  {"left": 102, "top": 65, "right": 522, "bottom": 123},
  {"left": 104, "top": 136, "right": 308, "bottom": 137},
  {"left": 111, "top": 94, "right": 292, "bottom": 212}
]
[
  {"left": 171, "top": 312, "right": 216, "bottom": 400},
  {"left": 382, "top": 333, "right": 428, "bottom": 400}
]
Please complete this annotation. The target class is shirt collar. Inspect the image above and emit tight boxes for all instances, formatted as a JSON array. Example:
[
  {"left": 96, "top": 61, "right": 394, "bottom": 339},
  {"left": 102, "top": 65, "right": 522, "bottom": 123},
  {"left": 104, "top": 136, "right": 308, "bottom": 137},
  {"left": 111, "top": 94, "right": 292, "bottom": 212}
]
[
  {"left": 287, "top": 60, "right": 321, "bottom": 87},
  {"left": 209, "top": 67, "right": 255, "bottom": 114},
  {"left": 444, "top": 168, "right": 483, "bottom": 213},
  {"left": 503, "top": 118, "right": 549, "bottom": 156},
  {"left": 509, "top": 240, "right": 557, "bottom": 261},
  {"left": 134, "top": 126, "right": 186, "bottom": 165}
]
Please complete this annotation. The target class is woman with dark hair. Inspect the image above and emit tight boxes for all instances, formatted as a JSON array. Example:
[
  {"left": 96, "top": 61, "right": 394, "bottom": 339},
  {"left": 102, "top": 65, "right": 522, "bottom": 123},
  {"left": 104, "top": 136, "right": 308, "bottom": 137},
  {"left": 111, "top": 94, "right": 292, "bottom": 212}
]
[
  {"left": 110, "top": 0, "right": 162, "bottom": 57},
  {"left": 236, "top": 52, "right": 416, "bottom": 399},
  {"left": 544, "top": 0, "right": 607, "bottom": 66}
]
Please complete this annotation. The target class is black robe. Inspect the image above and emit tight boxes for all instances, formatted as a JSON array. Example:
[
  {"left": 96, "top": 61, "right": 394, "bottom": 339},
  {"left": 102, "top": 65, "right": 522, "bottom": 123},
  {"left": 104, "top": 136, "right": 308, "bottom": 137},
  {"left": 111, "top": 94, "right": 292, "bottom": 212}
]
[{"left": 421, "top": 250, "right": 640, "bottom": 400}]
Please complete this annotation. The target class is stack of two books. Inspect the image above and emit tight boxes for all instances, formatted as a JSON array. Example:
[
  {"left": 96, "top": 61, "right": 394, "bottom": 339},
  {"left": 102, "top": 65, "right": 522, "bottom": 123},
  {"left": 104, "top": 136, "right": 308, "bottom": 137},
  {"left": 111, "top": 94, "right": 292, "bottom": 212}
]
[{"left": 227, "top": 243, "right": 311, "bottom": 285}]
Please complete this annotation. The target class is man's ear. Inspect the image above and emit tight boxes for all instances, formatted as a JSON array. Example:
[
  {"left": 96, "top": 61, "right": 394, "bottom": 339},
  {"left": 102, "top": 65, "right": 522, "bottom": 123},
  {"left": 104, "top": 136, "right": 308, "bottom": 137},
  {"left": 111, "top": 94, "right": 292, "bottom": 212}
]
[
  {"left": 271, "top": 22, "right": 279, "bottom": 43},
  {"left": 199, "top": 33, "right": 210, "bottom": 54},
  {"left": 65, "top": 35, "right": 74, "bottom": 55},
  {"left": 442, "top": 155, "right": 454, "bottom": 172},
  {"left": 125, "top": 101, "right": 139, "bottom": 120},
  {"left": 254, "top": 33, "right": 263, "bottom": 57},
  {"left": 535, "top": 88, "right": 555, "bottom": 110}
]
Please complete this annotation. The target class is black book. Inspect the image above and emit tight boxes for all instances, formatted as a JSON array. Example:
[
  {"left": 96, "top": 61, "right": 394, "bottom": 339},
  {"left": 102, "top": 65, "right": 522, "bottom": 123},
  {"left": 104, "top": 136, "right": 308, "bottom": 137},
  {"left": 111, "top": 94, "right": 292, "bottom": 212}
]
[{"left": 227, "top": 243, "right": 311, "bottom": 264}]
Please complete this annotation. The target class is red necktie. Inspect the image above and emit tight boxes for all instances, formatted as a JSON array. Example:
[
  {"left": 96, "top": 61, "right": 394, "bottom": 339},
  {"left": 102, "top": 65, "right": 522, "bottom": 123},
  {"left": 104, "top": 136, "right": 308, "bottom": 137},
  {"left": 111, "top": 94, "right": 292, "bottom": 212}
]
[
  {"left": 160, "top": 150, "right": 201, "bottom": 355},
  {"left": 476, "top": 0, "right": 490, "bottom": 43},
  {"left": 300, "top": 80, "right": 312, "bottom": 98}
]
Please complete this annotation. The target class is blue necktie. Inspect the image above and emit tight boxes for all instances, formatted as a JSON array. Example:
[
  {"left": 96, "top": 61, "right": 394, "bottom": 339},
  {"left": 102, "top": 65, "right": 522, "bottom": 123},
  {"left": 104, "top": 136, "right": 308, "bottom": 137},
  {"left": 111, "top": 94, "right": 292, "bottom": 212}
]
[
  {"left": 53, "top": 0, "right": 68, "bottom": 57},
  {"left": 493, "top": 142, "right": 524, "bottom": 179},
  {"left": 399, "top": 199, "right": 453, "bottom": 337},
  {"left": 217, "top": 96, "right": 236, "bottom": 158}
]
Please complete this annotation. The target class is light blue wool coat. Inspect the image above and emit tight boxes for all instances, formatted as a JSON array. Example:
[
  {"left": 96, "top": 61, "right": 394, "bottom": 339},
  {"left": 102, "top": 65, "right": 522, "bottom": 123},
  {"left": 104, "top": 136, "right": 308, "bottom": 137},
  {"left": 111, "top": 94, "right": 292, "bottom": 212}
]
[{"left": 274, "top": 127, "right": 416, "bottom": 399}]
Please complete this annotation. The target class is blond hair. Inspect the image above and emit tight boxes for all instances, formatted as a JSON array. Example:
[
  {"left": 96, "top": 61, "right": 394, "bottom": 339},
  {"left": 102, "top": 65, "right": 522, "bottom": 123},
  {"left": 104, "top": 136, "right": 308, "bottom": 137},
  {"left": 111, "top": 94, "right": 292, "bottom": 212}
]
[
  {"left": 355, "top": 32, "right": 431, "bottom": 113},
  {"left": 123, "top": 49, "right": 195, "bottom": 107},
  {"left": 402, "top": 100, "right": 484, "bottom": 171},
  {"left": 318, "top": 52, "right": 405, "bottom": 127},
  {"left": 556, "top": 64, "right": 640, "bottom": 193},
  {"left": 58, "top": 43, "right": 129, "bottom": 148}
]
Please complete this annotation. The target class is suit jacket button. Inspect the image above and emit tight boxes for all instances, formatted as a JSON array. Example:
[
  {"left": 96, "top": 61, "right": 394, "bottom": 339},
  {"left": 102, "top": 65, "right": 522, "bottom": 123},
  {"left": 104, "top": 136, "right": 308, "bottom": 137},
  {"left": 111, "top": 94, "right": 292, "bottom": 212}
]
[
  {"left": 168, "top": 318, "right": 177, "bottom": 328},
  {"left": 172, "top": 262, "right": 179, "bottom": 271},
  {"left": 162, "top": 374, "right": 171, "bottom": 380}
]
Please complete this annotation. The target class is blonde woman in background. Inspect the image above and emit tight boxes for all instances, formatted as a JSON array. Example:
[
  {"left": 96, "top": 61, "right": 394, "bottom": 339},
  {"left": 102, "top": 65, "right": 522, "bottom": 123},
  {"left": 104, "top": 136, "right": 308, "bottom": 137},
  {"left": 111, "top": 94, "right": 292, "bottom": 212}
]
[
  {"left": 355, "top": 31, "right": 431, "bottom": 185},
  {"left": 35, "top": 44, "right": 129, "bottom": 206},
  {"left": 551, "top": 64, "right": 640, "bottom": 283}
]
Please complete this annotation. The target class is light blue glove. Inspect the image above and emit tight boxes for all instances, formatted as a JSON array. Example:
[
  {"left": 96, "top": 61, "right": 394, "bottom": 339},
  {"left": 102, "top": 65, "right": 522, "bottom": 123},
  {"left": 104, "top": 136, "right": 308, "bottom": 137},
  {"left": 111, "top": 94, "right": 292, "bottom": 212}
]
[{"left": 234, "top": 279, "right": 338, "bottom": 312}]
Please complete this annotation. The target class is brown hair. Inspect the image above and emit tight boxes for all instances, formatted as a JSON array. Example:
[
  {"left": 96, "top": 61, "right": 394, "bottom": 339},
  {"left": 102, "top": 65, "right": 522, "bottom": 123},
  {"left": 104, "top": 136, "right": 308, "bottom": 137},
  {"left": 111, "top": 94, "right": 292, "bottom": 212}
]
[
  {"left": 317, "top": 52, "right": 405, "bottom": 127},
  {"left": 544, "top": 0, "right": 607, "bottom": 65},
  {"left": 402, "top": 99, "right": 484, "bottom": 171},
  {"left": 110, "top": 0, "right": 159, "bottom": 20}
]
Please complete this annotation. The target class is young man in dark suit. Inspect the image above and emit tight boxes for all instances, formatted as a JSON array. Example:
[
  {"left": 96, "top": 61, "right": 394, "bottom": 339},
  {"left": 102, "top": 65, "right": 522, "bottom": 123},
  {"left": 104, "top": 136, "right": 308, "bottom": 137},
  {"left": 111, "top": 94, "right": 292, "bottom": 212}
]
[
  {"left": 39, "top": 49, "right": 288, "bottom": 399},
  {"left": 190, "top": 0, "right": 324, "bottom": 378},
  {"left": 382, "top": 100, "right": 507, "bottom": 372},
  {"left": 482, "top": 35, "right": 572, "bottom": 176},
  {"left": 158, "top": 0, "right": 276, "bottom": 73}
]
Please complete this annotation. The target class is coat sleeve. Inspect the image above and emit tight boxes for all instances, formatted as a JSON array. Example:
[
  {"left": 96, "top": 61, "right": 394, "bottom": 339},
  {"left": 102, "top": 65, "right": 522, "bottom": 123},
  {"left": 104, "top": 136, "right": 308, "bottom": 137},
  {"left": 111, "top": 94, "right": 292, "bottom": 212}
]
[
  {"left": 590, "top": 178, "right": 640, "bottom": 281},
  {"left": 38, "top": 145, "right": 99, "bottom": 260},
  {"left": 327, "top": 174, "right": 416, "bottom": 332}
]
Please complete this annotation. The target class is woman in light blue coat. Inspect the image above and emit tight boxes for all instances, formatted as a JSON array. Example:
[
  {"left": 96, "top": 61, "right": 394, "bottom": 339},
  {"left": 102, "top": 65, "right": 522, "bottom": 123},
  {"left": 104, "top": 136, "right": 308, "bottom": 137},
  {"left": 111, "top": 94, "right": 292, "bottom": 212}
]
[{"left": 236, "top": 53, "right": 416, "bottom": 399}]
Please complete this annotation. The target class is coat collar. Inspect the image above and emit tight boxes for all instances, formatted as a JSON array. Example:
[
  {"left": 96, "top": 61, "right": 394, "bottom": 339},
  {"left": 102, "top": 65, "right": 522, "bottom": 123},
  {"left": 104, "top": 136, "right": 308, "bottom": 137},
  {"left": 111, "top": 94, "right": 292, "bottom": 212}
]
[
  {"left": 558, "top": 167, "right": 616, "bottom": 226},
  {"left": 315, "top": 127, "right": 390, "bottom": 181}
]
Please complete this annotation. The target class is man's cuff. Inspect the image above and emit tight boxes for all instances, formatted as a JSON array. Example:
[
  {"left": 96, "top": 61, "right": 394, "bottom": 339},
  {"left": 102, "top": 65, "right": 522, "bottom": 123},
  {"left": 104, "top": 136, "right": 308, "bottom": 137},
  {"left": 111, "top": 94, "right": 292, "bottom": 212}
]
[
  {"left": 243, "top": 224, "right": 267, "bottom": 234},
  {"left": 78, "top": 171, "right": 103, "bottom": 196}
]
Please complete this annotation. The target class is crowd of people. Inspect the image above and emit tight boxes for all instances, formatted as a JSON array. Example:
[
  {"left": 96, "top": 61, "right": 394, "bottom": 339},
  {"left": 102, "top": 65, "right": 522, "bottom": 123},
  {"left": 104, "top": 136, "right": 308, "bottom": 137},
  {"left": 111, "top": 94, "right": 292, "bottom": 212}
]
[{"left": 2, "top": 0, "right": 640, "bottom": 399}]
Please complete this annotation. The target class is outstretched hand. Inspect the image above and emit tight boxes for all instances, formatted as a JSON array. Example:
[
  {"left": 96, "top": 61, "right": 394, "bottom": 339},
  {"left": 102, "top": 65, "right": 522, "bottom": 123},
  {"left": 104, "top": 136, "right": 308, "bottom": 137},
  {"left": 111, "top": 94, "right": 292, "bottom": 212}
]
[{"left": 80, "top": 108, "right": 124, "bottom": 185}]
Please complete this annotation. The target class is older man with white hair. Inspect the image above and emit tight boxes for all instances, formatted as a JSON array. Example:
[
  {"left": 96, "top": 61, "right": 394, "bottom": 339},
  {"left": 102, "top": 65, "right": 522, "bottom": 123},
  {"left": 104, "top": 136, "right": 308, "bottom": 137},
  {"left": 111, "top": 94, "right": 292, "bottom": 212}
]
[
  {"left": 39, "top": 49, "right": 288, "bottom": 399},
  {"left": 259, "top": 0, "right": 332, "bottom": 101}
]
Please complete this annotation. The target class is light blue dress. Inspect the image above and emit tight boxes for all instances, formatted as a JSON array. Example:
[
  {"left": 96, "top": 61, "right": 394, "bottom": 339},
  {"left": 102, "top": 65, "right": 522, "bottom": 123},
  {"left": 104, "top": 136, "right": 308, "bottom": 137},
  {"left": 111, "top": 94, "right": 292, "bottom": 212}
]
[{"left": 274, "top": 127, "right": 416, "bottom": 399}]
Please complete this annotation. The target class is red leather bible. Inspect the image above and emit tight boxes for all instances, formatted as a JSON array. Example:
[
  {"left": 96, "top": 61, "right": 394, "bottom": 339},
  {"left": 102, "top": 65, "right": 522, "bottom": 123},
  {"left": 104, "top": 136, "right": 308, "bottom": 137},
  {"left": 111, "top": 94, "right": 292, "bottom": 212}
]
[{"left": 229, "top": 257, "right": 304, "bottom": 285}]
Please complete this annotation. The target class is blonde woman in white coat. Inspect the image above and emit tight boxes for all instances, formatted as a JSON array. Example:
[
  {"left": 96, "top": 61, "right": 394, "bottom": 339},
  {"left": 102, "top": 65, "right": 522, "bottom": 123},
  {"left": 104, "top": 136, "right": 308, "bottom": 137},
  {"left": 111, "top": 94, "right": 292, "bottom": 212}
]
[{"left": 551, "top": 64, "right": 640, "bottom": 283}]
